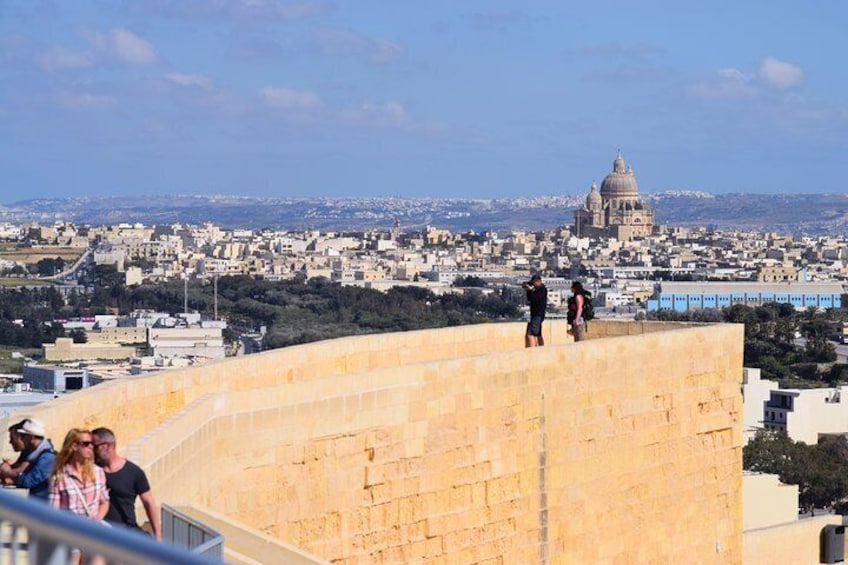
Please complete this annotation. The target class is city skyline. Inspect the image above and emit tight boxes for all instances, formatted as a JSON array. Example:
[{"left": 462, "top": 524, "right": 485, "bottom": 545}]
[{"left": 1, "top": 1, "right": 846, "bottom": 202}]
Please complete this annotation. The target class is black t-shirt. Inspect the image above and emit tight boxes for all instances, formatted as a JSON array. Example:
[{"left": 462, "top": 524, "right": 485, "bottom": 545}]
[
  {"left": 527, "top": 285, "right": 548, "bottom": 318},
  {"left": 103, "top": 460, "right": 151, "bottom": 529}
]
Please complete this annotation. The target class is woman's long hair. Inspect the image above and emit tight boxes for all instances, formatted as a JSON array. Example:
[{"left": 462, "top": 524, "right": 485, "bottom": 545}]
[{"left": 51, "top": 428, "right": 96, "bottom": 484}]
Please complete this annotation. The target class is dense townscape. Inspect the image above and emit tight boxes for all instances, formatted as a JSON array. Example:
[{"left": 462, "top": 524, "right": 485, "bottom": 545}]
[{"left": 4, "top": 218, "right": 848, "bottom": 300}]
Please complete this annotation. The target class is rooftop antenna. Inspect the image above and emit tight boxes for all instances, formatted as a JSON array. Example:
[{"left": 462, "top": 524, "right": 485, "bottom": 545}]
[
  {"left": 392, "top": 216, "right": 401, "bottom": 280},
  {"left": 392, "top": 216, "right": 400, "bottom": 242}
]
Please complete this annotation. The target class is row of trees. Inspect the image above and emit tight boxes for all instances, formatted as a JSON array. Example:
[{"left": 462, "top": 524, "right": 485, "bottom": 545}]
[
  {"left": 650, "top": 303, "right": 840, "bottom": 384},
  {"left": 170, "top": 276, "right": 522, "bottom": 348},
  {"left": 0, "top": 257, "right": 67, "bottom": 277},
  {"left": 0, "top": 269, "right": 525, "bottom": 349},
  {"left": 0, "top": 286, "right": 67, "bottom": 347}
]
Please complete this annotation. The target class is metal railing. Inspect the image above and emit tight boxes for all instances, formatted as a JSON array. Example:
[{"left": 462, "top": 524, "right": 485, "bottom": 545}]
[
  {"left": 162, "top": 504, "right": 225, "bottom": 560},
  {"left": 0, "top": 488, "right": 219, "bottom": 565}
]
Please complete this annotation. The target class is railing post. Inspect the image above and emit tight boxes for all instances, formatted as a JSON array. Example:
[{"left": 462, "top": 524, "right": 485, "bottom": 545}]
[
  {"left": 0, "top": 488, "right": 220, "bottom": 564},
  {"left": 28, "top": 538, "right": 70, "bottom": 565}
]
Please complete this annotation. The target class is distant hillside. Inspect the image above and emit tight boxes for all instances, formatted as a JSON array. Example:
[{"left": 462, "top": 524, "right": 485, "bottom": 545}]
[
  {"left": 648, "top": 193, "right": 848, "bottom": 234},
  {"left": 2, "top": 193, "right": 847, "bottom": 235}
]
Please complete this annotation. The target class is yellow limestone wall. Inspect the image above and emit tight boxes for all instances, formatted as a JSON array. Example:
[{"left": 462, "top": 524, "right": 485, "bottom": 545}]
[{"left": 3, "top": 321, "right": 744, "bottom": 564}]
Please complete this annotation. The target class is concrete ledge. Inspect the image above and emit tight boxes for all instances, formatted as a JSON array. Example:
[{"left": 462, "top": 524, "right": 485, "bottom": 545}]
[
  {"left": 177, "top": 505, "right": 328, "bottom": 565},
  {"left": 744, "top": 515, "right": 840, "bottom": 564}
]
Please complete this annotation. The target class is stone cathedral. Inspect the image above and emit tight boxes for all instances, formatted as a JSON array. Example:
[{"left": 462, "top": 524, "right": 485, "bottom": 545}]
[{"left": 573, "top": 151, "right": 654, "bottom": 240}]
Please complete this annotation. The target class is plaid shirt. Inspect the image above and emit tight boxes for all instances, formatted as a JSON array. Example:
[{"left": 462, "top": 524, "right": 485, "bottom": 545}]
[{"left": 48, "top": 465, "right": 109, "bottom": 519}]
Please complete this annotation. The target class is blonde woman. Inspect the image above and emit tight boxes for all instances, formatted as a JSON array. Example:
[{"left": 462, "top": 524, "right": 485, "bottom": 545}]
[
  {"left": 49, "top": 429, "right": 110, "bottom": 564},
  {"left": 49, "top": 428, "right": 110, "bottom": 519}
]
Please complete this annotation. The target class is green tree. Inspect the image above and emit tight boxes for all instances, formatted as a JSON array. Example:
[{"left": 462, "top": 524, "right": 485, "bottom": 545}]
[
  {"left": 744, "top": 430, "right": 848, "bottom": 512},
  {"left": 69, "top": 328, "right": 87, "bottom": 343},
  {"left": 453, "top": 275, "right": 488, "bottom": 287},
  {"left": 805, "top": 336, "right": 837, "bottom": 362},
  {"left": 827, "top": 364, "right": 848, "bottom": 386},
  {"left": 36, "top": 257, "right": 65, "bottom": 276}
]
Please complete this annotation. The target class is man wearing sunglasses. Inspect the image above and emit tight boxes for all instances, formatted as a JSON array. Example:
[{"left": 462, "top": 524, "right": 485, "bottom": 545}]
[{"left": 92, "top": 427, "right": 162, "bottom": 540}]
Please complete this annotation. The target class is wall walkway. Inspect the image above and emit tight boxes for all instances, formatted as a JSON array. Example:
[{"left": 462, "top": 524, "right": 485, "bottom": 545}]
[{"left": 2, "top": 320, "right": 744, "bottom": 564}]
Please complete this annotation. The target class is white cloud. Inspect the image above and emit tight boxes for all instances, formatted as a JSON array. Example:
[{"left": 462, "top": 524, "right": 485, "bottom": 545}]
[
  {"left": 574, "top": 42, "right": 667, "bottom": 60},
  {"left": 256, "top": 87, "right": 436, "bottom": 133},
  {"left": 260, "top": 86, "right": 321, "bottom": 110},
  {"left": 58, "top": 91, "right": 118, "bottom": 110},
  {"left": 83, "top": 27, "right": 157, "bottom": 65},
  {"left": 166, "top": 72, "right": 213, "bottom": 89},
  {"left": 361, "top": 100, "right": 408, "bottom": 127},
  {"left": 38, "top": 28, "right": 157, "bottom": 72},
  {"left": 689, "top": 57, "right": 804, "bottom": 100},
  {"left": 337, "top": 101, "right": 410, "bottom": 129},
  {"left": 717, "top": 68, "right": 751, "bottom": 82},
  {"left": 470, "top": 11, "right": 527, "bottom": 31},
  {"left": 36, "top": 46, "right": 93, "bottom": 71},
  {"left": 122, "top": 0, "right": 333, "bottom": 21},
  {"left": 759, "top": 57, "right": 803, "bottom": 89},
  {"left": 312, "top": 27, "right": 404, "bottom": 64},
  {"left": 687, "top": 67, "right": 757, "bottom": 99},
  {"left": 110, "top": 28, "right": 158, "bottom": 64}
]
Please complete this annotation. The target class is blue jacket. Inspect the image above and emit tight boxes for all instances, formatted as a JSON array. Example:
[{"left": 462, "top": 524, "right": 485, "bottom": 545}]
[{"left": 16, "top": 439, "right": 56, "bottom": 500}]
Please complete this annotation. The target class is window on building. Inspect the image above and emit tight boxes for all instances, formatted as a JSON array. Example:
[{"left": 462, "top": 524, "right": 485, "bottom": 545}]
[{"left": 65, "top": 376, "right": 83, "bottom": 390}]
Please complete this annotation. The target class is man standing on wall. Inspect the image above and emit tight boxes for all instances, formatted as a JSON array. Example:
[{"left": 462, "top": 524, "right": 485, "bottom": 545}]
[
  {"left": 523, "top": 274, "right": 548, "bottom": 347},
  {"left": 92, "top": 427, "right": 162, "bottom": 540}
]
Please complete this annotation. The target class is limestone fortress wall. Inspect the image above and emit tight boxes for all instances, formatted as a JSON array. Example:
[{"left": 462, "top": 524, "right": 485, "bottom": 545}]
[{"left": 4, "top": 321, "right": 745, "bottom": 563}]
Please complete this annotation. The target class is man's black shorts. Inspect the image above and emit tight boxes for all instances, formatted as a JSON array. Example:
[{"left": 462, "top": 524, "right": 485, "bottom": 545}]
[{"left": 526, "top": 316, "right": 544, "bottom": 337}]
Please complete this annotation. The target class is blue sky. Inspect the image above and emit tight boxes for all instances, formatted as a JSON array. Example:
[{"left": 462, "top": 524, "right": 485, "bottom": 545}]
[{"left": 1, "top": 1, "right": 846, "bottom": 202}]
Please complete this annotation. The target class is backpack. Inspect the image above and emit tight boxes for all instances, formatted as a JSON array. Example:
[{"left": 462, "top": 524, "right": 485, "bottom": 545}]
[{"left": 581, "top": 291, "right": 595, "bottom": 321}]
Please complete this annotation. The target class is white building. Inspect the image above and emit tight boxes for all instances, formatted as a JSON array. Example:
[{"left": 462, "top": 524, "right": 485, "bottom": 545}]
[
  {"left": 23, "top": 365, "right": 90, "bottom": 392},
  {"left": 741, "top": 367, "right": 848, "bottom": 445},
  {"left": 0, "top": 223, "right": 23, "bottom": 239},
  {"left": 741, "top": 368, "right": 779, "bottom": 443},
  {"left": 763, "top": 385, "right": 848, "bottom": 444},
  {"left": 148, "top": 327, "right": 226, "bottom": 360}
]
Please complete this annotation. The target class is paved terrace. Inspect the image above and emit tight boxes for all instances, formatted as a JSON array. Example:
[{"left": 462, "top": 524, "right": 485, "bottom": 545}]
[{"left": 2, "top": 320, "right": 746, "bottom": 563}]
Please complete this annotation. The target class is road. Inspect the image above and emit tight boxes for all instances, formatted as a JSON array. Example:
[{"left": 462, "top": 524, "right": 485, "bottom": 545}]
[{"left": 44, "top": 248, "right": 92, "bottom": 281}]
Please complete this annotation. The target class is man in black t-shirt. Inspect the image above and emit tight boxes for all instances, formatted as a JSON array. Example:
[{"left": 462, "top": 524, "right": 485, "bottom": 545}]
[
  {"left": 522, "top": 273, "right": 548, "bottom": 347},
  {"left": 92, "top": 427, "right": 162, "bottom": 540}
]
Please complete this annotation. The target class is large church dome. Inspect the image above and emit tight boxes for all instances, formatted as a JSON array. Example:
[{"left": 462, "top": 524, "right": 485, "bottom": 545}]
[{"left": 600, "top": 152, "right": 639, "bottom": 198}]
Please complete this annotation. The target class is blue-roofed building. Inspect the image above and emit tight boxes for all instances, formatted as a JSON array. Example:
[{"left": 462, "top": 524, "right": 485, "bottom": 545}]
[{"left": 646, "top": 282, "right": 844, "bottom": 312}]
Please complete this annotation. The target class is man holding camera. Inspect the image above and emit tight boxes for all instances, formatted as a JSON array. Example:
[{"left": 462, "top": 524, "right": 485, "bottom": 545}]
[{"left": 523, "top": 273, "right": 548, "bottom": 347}]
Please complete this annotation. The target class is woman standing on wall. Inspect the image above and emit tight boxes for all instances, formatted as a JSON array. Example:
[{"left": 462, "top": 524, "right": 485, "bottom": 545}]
[{"left": 567, "top": 281, "right": 587, "bottom": 342}]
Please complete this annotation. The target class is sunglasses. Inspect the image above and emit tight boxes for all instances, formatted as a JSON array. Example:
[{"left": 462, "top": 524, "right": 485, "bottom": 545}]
[{"left": 78, "top": 441, "right": 94, "bottom": 448}]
